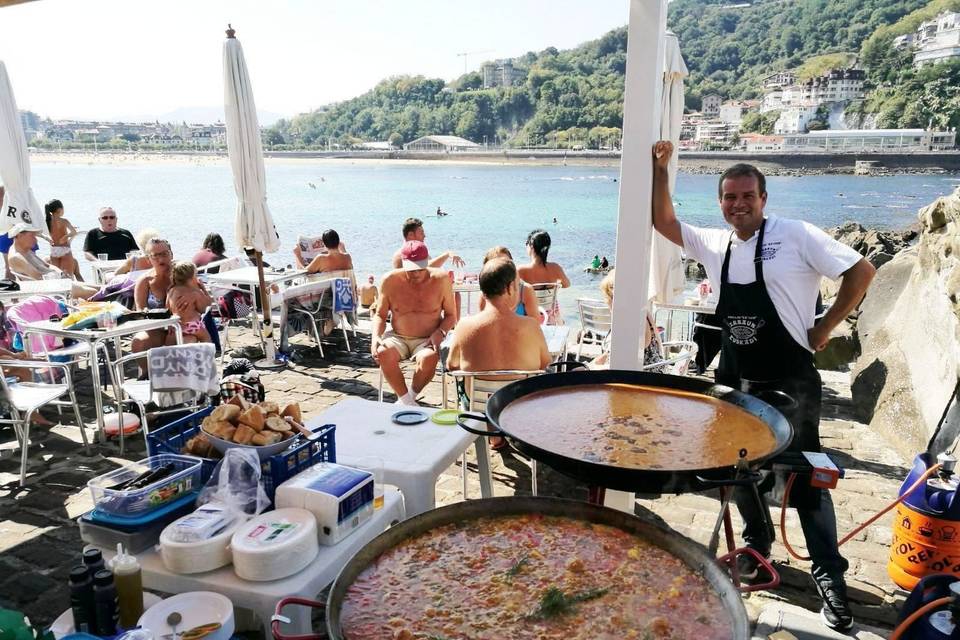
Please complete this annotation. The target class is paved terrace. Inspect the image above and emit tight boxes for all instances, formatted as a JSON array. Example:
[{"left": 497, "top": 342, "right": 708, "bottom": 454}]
[{"left": 0, "top": 323, "right": 907, "bottom": 637}]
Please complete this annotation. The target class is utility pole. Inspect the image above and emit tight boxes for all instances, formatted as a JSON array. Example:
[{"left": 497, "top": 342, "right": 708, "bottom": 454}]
[{"left": 455, "top": 50, "right": 493, "bottom": 75}]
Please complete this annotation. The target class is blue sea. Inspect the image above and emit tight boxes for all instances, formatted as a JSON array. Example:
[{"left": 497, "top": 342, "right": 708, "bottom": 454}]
[{"left": 29, "top": 159, "right": 960, "bottom": 321}]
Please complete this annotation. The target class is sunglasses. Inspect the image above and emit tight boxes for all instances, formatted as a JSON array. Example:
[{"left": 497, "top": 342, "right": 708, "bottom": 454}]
[{"left": 100, "top": 216, "right": 116, "bottom": 220}]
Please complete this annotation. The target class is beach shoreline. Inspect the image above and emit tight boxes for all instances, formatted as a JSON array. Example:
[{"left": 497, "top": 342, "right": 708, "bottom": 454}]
[{"left": 28, "top": 149, "right": 960, "bottom": 175}]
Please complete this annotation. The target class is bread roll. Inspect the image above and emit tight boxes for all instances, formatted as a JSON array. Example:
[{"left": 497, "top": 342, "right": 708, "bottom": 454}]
[
  {"left": 280, "top": 403, "right": 302, "bottom": 424},
  {"left": 233, "top": 424, "right": 256, "bottom": 445},
  {"left": 183, "top": 434, "right": 213, "bottom": 457},
  {"left": 227, "top": 394, "right": 250, "bottom": 410},
  {"left": 220, "top": 425, "right": 237, "bottom": 442},
  {"left": 251, "top": 431, "right": 282, "bottom": 446},
  {"left": 211, "top": 404, "right": 241, "bottom": 423},
  {"left": 265, "top": 416, "right": 292, "bottom": 432},
  {"left": 238, "top": 405, "right": 266, "bottom": 431},
  {"left": 260, "top": 400, "right": 280, "bottom": 415}
]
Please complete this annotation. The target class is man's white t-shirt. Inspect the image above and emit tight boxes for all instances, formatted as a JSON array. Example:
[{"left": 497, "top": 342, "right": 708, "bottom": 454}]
[{"left": 680, "top": 216, "right": 861, "bottom": 352}]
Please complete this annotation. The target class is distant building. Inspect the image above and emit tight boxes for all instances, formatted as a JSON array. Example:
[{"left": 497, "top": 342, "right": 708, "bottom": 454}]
[
  {"left": 482, "top": 60, "right": 523, "bottom": 89},
  {"left": 695, "top": 121, "right": 738, "bottom": 147},
  {"left": 719, "top": 100, "right": 751, "bottom": 125},
  {"left": 358, "top": 141, "right": 394, "bottom": 150},
  {"left": 781, "top": 129, "right": 956, "bottom": 152},
  {"left": 739, "top": 133, "right": 784, "bottom": 152},
  {"left": 701, "top": 94, "right": 722, "bottom": 117},
  {"left": 403, "top": 135, "right": 481, "bottom": 152},
  {"left": 762, "top": 71, "right": 797, "bottom": 89},
  {"left": 774, "top": 104, "right": 820, "bottom": 134},
  {"left": 911, "top": 11, "right": 960, "bottom": 67}
]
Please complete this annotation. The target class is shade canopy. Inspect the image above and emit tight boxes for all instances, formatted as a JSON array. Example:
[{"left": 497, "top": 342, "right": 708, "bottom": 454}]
[
  {"left": 0, "top": 61, "right": 43, "bottom": 234},
  {"left": 223, "top": 33, "right": 279, "bottom": 254},
  {"left": 648, "top": 30, "right": 688, "bottom": 304}
]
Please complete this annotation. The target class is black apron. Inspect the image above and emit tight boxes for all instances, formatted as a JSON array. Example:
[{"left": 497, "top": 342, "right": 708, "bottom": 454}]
[{"left": 714, "top": 219, "right": 822, "bottom": 509}]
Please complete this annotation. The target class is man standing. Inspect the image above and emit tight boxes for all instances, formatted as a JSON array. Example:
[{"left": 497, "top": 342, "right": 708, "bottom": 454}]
[
  {"left": 83, "top": 207, "right": 137, "bottom": 261},
  {"left": 374, "top": 240, "right": 456, "bottom": 406},
  {"left": 651, "top": 140, "right": 875, "bottom": 631},
  {"left": 391, "top": 217, "right": 465, "bottom": 269}
]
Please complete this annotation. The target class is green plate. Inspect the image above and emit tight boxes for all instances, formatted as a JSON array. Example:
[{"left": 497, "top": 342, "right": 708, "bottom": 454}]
[{"left": 431, "top": 409, "right": 460, "bottom": 425}]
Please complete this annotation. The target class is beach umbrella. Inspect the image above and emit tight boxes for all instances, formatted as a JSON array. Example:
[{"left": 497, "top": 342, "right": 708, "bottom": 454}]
[
  {"left": 223, "top": 25, "right": 283, "bottom": 368},
  {"left": 648, "top": 31, "right": 687, "bottom": 304},
  {"left": 0, "top": 61, "right": 43, "bottom": 235}
]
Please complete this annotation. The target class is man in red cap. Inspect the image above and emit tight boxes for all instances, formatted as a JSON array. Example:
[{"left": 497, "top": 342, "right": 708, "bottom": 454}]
[{"left": 373, "top": 240, "right": 457, "bottom": 405}]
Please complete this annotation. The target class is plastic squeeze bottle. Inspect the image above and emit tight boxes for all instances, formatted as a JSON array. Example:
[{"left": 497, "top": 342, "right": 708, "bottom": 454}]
[{"left": 108, "top": 543, "right": 144, "bottom": 628}]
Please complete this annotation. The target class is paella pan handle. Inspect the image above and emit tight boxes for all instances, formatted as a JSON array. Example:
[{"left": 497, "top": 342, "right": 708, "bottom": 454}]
[
  {"left": 695, "top": 470, "right": 764, "bottom": 488},
  {"left": 750, "top": 389, "right": 798, "bottom": 413},
  {"left": 546, "top": 359, "right": 588, "bottom": 373},
  {"left": 271, "top": 596, "right": 325, "bottom": 640},
  {"left": 457, "top": 412, "right": 505, "bottom": 437}
]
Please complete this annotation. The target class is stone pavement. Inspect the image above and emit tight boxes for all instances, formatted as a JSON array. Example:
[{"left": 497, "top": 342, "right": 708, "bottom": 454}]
[{"left": 0, "top": 322, "right": 914, "bottom": 636}]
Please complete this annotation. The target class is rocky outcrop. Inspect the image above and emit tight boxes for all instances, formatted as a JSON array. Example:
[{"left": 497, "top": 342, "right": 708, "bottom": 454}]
[
  {"left": 852, "top": 188, "right": 960, "bottom": 459},
  {"left": 827, "top": 221, "right": 917, "bottom": 269}
]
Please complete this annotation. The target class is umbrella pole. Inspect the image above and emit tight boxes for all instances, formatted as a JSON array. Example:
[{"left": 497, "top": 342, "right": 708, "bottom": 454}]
[{"left": 254, "top": 250, "right": 285, "bottom": 370}]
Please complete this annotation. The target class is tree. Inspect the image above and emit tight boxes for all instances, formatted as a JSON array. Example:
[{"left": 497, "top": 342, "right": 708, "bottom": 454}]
[{"left": 388, "top": 132, "right": 403, "bottom": 148}]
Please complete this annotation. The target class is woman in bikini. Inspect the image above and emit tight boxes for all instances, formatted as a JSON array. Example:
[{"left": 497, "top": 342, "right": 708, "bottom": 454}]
[
  {"left": 44, "top": 199, "right": 81, "bottom": 280},
  {"left": 516, "top": 229, "right": 570, "bottom": 324},
  {"left": 131, "top": 238, "right": 195, "bottom": 370},
  {"left": 165, "top": 261, "right": 212, "bottom": 344}
]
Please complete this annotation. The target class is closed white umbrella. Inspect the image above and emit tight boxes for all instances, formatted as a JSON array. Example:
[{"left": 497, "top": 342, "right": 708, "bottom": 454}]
[
  {"left": 223, "top": 25, "right": 283, "bottom": 368},
  {"left": 648, "top": 31, "right": 687, "bottom": 304},
  {"left": 0, "top": 61, "right": 43, "bottom": 235}
]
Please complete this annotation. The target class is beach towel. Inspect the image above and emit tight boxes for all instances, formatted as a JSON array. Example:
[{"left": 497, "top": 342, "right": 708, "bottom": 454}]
[
  {"left": 5, "top": 296, "right": 65, "bottom": 353},
  {"left": 148, "top": 343, "right": 218, "bottom": 407}
]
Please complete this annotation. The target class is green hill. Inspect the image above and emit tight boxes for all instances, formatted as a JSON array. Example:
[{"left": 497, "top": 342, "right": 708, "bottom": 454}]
[{"left": 265, "top": 0, "right": 960, "bottom": 149}]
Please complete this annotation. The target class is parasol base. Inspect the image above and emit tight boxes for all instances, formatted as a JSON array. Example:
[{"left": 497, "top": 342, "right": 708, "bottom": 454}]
[{"left": 254, "top": 357, "right": 287, "bottom": 371}]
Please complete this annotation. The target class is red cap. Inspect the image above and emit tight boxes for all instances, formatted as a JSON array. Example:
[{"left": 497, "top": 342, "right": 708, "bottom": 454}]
[{"left": 400, "top": 240, "right": 430, "bottom": 271}]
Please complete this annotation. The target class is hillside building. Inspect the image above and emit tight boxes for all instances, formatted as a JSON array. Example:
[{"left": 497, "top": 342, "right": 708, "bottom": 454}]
[
  {"left": 774, "top": 104, "right": 820, "bottom": 134},
  {"left": 762, "top": 68, "right": 864, "bottom": 118},
  {"left": 781, "top": 129, "right": 956, "bottom": 152},
  {"left": 481, "top": 61, "right": 523, "bottom": 89},
  {"left": 908, "top": 11, "right": 960, "bottom": 67},
  {"left": 739, "top": 133, "right": 784, "bottom": 152},
  {"left": 695, "top": 121, "right": 738, "bottom": 147},
  {"left": 762, "top": 71, "right": 797, "bottom": 89},
  {"left": 403, "top": 135, "right": 480, "bottom": 152},
  {"left": 701, "top": 94, "right": 722, "bottom": 117}
]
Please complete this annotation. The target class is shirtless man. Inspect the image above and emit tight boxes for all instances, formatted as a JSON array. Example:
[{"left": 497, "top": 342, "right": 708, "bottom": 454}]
[
  {"left": 305, "top": 229, "right": 353, "bottom": 274},
  {"left": 390, "top": 218, "right": 465, "bottom": 270},
  {"left": 7, "top": 224, "right": 99, "bottom": 299},
  {"left": 373, "top": 240, "right": 456, "bottom": 406}
]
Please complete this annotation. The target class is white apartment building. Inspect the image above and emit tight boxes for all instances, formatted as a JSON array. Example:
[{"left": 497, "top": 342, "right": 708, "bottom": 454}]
[
  {"left": 761, "top": 89, "right": 783, "bottom": 113},
  {"left": 695, "top": 121, "right": 738, "bottom": 146},
  {"left": 774, "top": 104, "right": 819, "bottom": 134},
  {"left": 912, "top": 11, "right": 960, "bottom": 67},
  {"left": 718, "top": 101, "right": 748, "bottom": 124},
  {"left": 762, "top": 71, "right": 797, "bottom": 89},
  {"left": 739, "top": 134, "right": 784, "bottom": 152},
  {"left": 781, "top": 129, "right": 956, "bottom": 152}
]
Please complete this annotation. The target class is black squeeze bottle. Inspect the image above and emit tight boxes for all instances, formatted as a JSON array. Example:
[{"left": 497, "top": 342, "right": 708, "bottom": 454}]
[
  {"left": 68, "top": 565, "right": 96, "bottom": 633},
  {"left": 92, "top": 570, "right": 119, "bottom": 636},
  {"left": 82, "top": 548, "right": 105, "bottom": 575}
]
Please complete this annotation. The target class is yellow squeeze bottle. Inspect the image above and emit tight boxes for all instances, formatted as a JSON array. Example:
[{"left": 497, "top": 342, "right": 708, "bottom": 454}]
[{"left": 108, "top": 543, "right": 143, "bottom": 628}]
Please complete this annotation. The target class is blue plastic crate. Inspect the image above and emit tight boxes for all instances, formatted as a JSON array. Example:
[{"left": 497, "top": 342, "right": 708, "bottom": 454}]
[{"left": 146, "top": 406, "right": 336, "bottom": 502}]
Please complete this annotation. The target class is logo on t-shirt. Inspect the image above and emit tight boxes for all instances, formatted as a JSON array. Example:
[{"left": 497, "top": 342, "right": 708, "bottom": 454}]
[
  {"left": 759, "top": 241, "right": 781, "bottom": 261},
  {"left": 726, "top": 315, "right": 766, "bottom": 345}
]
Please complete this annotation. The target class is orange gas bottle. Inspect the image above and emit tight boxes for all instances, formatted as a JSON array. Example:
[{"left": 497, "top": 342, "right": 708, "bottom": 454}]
[{"left": 890, "top": 454, "right": 960, "bottom": 590}]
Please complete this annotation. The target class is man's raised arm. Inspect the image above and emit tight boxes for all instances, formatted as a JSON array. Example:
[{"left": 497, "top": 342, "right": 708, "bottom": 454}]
[{"left": 651, "top": 141, "right": 683, "bottom": 247}]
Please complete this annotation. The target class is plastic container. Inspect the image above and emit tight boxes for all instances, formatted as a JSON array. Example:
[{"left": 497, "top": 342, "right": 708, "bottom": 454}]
[
  {"left": 78, "top": 493, "right": 198, "bottom": 554},
  {"left": 92, "top": 570, "right": 118, "bottom": 636},
  {"left": 87, "top": 454, "right": 202, "bottom": 516},
  {"left": 146, "top": 407, "right": 337, "bottom": 503}
]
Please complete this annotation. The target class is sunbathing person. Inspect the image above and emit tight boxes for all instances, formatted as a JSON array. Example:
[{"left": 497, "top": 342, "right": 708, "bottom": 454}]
[
  {"left": 306, "top": 229, "right": 353, "bottom": 274},
  {"left": 517, "top": 229, "right": 570, "bottom": 323},
  {"left": 446, "top": 257, "right": 550, "bottom": 448},
  {"left": 373, "top": 240, "right": 456, "bottom": 406},
  {"left": 7, "top": 224, "right": 99, "bottom": 299},
  {"left": 113, "top": 228, "right": 158, "bottom": 275},
  {"left": 166, "top": 261, "right": 212, "bottom": 344}
]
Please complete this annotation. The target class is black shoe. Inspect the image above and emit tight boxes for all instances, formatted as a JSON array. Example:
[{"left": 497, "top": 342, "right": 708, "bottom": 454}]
[
  {"left": 814, "top": 572, "right": 854, "bottom": 631},
  {"left": 734, "top": 548, "right": 769, "bottom": 582}
]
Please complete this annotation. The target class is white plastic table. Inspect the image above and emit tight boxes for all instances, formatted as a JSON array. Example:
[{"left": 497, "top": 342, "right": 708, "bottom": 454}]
[
  {"left": 654, "top": 294, "right": 717, "bottom": 342},
  {"left": 90, "top": 259, "right": 128, "bottom": 284},
  {"left": 0, "top": 279, "right": 73, "bottom": 303},
  {"left": 306, "top": 397, "right": 493, "bottom": 517},
  {"left": 22, "top": 316, "right": 182, "bottom": 445},
  {"left": 98, "top": 489, "right": 404, "bottom": 637}
]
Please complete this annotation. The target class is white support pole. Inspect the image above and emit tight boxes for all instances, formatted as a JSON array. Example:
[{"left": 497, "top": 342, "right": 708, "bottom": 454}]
[
  {"left": 609, "top": 0, "right": 667, "bottom": 371},
  {"left": 605, "top": 0, "right": 667, "bottom": 514}
]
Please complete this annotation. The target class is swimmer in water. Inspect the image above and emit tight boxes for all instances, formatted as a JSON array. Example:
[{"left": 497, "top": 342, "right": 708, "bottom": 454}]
[{"left": 552, "top": 217, "right": 558, "bottom": 224}]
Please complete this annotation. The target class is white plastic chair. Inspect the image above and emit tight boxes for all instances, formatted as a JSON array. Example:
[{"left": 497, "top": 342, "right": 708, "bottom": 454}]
[
  {"left": 575, "top": 298, "right": 612, "bottom": 359},
  {"left": 531, "top": 282, "right": 562, "bottom": 325},
  {"left": 111, "top": 346, "right": 213, "bottom": 452},
  {"left": 444, "top": 369, "right": 544, "bottom": 496},
  {"left": 0, "top": 360, "right": 88, "bottom": 485},
  {"left": 278, "top": 279, "right": 352, "bottom": 358}
]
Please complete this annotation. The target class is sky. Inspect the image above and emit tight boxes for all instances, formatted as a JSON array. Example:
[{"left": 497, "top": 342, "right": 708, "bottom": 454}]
[{"left": 0, "top": 0, "right": 629, "bottom": 122}]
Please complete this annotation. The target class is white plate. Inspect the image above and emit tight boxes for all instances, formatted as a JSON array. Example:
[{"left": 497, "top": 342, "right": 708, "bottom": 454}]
[
  {"left": 51, "top": 592, "right": 162, "bottom": 638},
  {"left": 137, "top": 591, "right": 234, "bottom": 640},
  {"left": 202, "top": 426, "right": 295, "bottom": 461}
]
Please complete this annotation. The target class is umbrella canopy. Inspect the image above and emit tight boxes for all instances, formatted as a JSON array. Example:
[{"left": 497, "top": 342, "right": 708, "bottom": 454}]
[
  {"left": 223, "top": 29, "right": 279, "bottom": 254},
  {"left": 648, "top": 31, "right": 687, "bottom": 304},
  {"left": 0, "top": 61, "right": 43, "bottom": 234}
]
